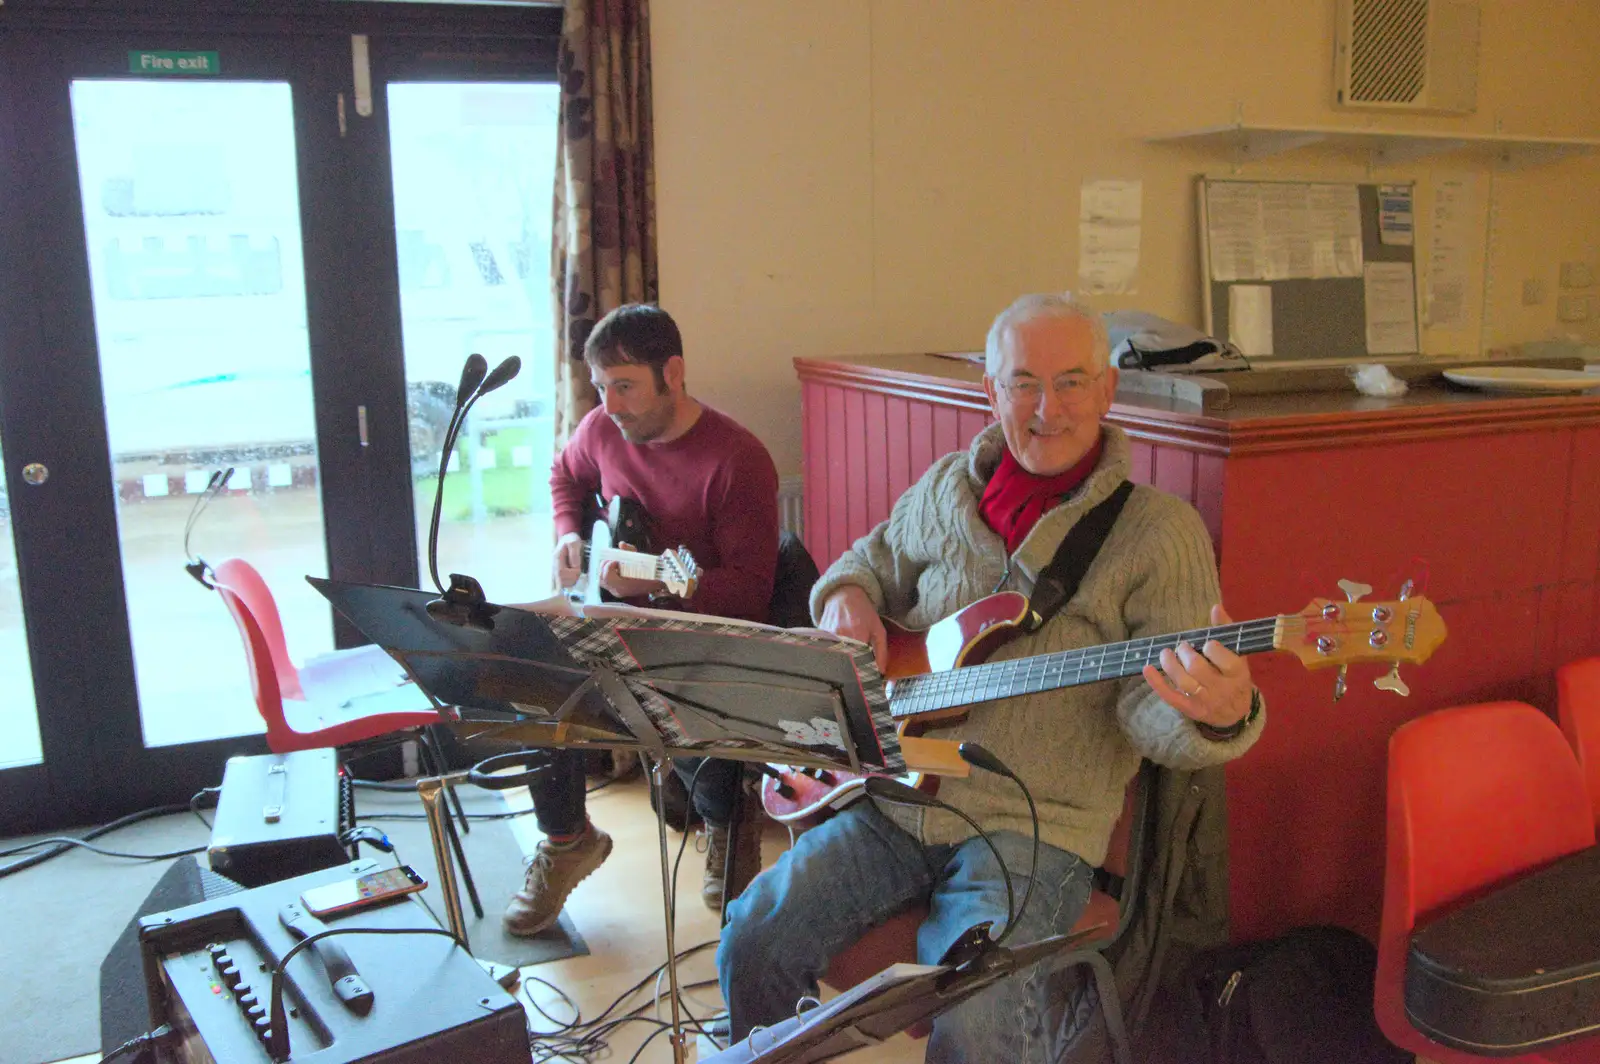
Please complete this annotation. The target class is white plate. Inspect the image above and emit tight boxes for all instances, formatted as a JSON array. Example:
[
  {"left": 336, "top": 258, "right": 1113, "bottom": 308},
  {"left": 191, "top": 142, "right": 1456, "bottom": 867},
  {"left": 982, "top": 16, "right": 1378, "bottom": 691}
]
[{"left": 1442, "top": 367, "right": 1600, "bottom": 394}]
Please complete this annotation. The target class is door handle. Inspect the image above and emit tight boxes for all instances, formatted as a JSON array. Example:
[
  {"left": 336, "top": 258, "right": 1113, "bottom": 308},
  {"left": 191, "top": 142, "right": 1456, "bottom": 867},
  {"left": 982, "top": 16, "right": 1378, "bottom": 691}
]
[{"left": 21, "top": 462, "right": 48, "bottom": 486}]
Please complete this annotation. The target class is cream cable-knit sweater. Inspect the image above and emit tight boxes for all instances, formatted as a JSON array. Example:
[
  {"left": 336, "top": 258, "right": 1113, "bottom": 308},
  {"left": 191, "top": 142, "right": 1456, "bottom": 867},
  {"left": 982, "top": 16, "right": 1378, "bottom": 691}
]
[{"left": 809, "top": 424, "right": 1265, "bottom": 866}]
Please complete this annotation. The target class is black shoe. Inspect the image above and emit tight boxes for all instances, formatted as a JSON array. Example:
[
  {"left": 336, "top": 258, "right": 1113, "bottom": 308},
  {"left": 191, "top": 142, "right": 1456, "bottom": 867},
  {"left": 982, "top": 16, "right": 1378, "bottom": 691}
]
[{"left": 649, "top": 767, "right": 700, "bottom": 832}]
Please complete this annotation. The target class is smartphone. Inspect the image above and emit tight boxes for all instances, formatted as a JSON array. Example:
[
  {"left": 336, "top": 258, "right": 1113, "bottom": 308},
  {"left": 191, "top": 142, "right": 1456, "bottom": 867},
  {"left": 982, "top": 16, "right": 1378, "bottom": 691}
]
[{"left": 300, "top": 865, "right": 427, "bottom": 918}]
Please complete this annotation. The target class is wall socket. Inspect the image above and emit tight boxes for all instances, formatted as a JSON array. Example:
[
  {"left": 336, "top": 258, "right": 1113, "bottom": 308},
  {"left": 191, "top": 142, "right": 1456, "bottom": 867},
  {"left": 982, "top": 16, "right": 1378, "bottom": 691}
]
[
  {"left": 1557, "top": 293, "right": 1592, "bottom": 322},
  {"left": 1560, "top": 261, "right": 1594, "bottom": 289},
  {"left": 1523, "top": 278, "right": 1547, "bottom": 306}
]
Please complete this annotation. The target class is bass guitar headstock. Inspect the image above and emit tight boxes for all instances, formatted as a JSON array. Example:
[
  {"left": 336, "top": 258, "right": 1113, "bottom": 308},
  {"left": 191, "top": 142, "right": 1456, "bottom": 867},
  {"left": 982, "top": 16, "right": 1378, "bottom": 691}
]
[{"left": 1281, "top": 578, "right": 1447, "bottom": 701}]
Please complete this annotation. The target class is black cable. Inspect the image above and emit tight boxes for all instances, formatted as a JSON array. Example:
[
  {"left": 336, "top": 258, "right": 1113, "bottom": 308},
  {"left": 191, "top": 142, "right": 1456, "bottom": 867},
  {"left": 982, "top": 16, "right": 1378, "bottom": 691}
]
[
  {"left": 864, "top": 778, "right": 1016, "bottom": 948},
  {"left": 0, "top": 802, "right": 198, "bottom": 879},
  {"left": 98, "top": 1023, "right": 173, "bottom": 1063},
  {"left": 190, "top": 786, "right": 220, "bottom": 830},
  {"left": 267, "top": 926, "right": 464, "bottom": 1060},
  {"left": 956, "top": 742, "right": 1041, "bottom": 948}
]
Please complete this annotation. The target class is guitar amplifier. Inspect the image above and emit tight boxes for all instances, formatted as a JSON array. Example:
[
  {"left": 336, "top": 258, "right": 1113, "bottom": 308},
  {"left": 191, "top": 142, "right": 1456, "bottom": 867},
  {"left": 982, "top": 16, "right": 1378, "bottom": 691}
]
[
  {"left": 208, "top": 750, "right": 355, "bottom": 888},
  {"left": 139, "top": 860, "right": 528, "bottom": 1064}
]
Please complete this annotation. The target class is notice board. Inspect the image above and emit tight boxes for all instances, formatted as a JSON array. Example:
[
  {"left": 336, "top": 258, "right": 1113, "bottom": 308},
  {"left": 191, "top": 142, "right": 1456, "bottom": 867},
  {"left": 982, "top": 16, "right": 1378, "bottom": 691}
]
[{"left": 1199, "top": 177, "right": 1419, "bottom": 362}]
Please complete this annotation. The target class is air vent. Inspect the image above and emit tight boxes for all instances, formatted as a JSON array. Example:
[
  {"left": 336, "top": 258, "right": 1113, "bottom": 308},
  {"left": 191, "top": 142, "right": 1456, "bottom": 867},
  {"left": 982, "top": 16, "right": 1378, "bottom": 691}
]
[{"left": 1334, "top": 0, "right": 1479, "bottom": 115}]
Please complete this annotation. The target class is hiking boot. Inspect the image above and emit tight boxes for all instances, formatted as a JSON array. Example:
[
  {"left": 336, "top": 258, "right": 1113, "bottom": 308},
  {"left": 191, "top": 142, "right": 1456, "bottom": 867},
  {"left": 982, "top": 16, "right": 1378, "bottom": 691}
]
[
  {"left": 503, "top": 826, "right": 613, "bottom": 937},
  {"left": 700, "top": 810, "right": 763, "bottom": 911}
]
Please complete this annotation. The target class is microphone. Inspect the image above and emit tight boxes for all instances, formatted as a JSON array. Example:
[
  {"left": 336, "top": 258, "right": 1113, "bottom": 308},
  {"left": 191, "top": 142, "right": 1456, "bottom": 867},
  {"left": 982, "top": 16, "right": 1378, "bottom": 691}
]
[
  {"left": 426, "top": 355, "right": 488, "bottom": 593},
  {"left": 422, "top": 355, "right": 522, "bottom": 630},
  {"left": 863, "top": 776, "right": 1015, "bottom": 953},
  {"left": 957, "top": 743, "right": 1040, "bottom": 948},
  {"left": 182, "top": 466, "right": 235, "bottom": 588},
  {"left": 477, "top": 355, "right": 521, "bottom": 397}
]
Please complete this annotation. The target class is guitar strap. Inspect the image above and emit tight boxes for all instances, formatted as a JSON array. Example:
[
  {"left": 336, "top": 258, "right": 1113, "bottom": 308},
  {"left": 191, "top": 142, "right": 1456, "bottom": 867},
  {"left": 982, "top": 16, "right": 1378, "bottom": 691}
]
[{"left": 1023, "top": 479, "right": 1134, "bottom": 633}]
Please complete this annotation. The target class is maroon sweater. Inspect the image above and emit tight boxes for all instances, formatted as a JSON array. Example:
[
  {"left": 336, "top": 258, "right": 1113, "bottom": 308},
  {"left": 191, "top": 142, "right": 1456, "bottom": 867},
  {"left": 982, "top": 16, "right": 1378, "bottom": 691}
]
[{"left": 550, "top": 404, "right": 780, "bottom": 623}]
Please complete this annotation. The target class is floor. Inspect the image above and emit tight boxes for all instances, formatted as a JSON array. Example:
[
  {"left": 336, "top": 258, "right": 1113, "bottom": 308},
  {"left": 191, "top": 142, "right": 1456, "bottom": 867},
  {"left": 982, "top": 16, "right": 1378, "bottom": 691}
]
[{"left": 48, "top": 773, "right": 924, "bottom": 1064}]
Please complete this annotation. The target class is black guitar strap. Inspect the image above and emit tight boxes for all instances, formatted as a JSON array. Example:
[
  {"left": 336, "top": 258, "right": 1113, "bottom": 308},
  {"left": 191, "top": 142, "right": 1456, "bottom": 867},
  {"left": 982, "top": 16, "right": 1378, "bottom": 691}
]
[{"left": 1023, "top": 480, "right": 1135, "bottom": 633}]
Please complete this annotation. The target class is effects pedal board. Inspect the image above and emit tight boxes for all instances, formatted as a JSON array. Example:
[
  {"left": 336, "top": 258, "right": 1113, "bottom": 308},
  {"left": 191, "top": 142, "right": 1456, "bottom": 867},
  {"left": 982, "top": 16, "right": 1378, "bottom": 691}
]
[{"left": 139, "top": 860, "right": 527, "bottom": 1064}]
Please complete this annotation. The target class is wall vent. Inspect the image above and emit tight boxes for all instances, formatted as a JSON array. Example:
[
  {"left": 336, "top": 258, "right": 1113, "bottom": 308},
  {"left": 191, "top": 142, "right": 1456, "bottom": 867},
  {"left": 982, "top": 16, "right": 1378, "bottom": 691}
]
[{"left": 1334, "top": 0, "right": 1479, "bottom": 115}]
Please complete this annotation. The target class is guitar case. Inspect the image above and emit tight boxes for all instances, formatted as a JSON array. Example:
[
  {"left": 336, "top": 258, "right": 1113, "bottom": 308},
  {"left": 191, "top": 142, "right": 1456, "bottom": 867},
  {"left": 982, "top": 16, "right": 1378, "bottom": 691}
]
[{"left": 1404, "top": 844, "right": 1600, "bottom": 1055}]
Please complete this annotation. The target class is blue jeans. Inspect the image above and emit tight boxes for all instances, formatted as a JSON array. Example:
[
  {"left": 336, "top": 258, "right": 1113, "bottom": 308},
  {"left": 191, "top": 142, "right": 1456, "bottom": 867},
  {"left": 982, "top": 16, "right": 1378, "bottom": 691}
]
[
  {"left": 718, "top": 800, "right": 1095, "bottom": 1062},
  {"left": 529, "top": 749, "right": 738, "bottom": 836}
]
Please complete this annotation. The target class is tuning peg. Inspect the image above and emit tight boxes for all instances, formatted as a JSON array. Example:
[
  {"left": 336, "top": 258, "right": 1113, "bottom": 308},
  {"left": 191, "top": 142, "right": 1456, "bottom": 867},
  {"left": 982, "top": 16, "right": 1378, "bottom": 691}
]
[
  {"left": 1374, "top": 664, "right": 1410, "bottom": 697},
  {"left": 1397, "top": 579, "right": 1414, "bottom": 601},
  {"left": 1333, "top": 666, "right": 1348, "bottom": 702},
  {"left": 1338, "top": 579, "right": 1373, "bottom": 603}
]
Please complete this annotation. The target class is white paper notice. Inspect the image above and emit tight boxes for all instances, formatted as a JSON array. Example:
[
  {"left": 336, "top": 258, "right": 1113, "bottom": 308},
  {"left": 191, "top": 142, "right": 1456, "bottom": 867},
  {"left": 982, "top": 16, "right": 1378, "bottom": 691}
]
[
  {"left": 1307, "top": 184, "right": 1363, "bottom": 278},
  {"left": 1079, "top": 179, "right": 1141, "bottom": 295},
  {"left": 1426, "top": 176, "right": 1478, "bottom": 329},
  {"left": 1228, "top": 284, "right": 1274, "bottom": 357},
  {"left": 1378, "top": 184, "right": 1414, "bottom": 247},
  {"left": 1209, "top": 181, "right": 1362, "bottom": 282},
  {"left": 1364, "top": 262, "right": 1419, "bottom": 355}
]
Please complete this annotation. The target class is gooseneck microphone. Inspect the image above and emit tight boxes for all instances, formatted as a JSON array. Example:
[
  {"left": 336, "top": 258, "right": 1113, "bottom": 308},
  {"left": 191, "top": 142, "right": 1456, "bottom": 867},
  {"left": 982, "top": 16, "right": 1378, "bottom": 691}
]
[
  {"left": 423, "top": 354, "right": 522, "bottom": 631},
  {"left": 863, "top": 776, "right": 1016, "bottom": 948},
  {"left": 957, "top": 742, "right": 1041, "bottom": 948},
  {"left": 426, "top": 355, "right": 488, "bottom": 593}
]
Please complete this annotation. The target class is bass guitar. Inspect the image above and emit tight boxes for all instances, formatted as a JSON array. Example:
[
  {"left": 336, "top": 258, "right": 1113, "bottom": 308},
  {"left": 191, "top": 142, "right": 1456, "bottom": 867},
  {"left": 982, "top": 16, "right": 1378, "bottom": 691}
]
[
  {"left": 570, "top": 494, "right": 699, "bottom": 605},
  {"left": 760, "top": 579, "right": 1447, "bottom": 824}
]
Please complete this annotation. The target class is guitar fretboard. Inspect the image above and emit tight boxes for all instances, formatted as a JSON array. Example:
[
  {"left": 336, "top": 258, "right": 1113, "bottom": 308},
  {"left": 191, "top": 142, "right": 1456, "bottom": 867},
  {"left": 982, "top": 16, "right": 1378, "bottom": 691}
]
[
  {"left": 584, "top": 545, "right": 663, "bottom": 581},
  {"left": 888, "top": 617, "right": 1284, "bottom": 719}
]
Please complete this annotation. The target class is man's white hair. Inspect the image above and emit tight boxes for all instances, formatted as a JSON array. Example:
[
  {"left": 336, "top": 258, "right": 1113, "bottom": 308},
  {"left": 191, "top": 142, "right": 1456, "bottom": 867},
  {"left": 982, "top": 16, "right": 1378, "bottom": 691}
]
[{"left": 983, "top": 293, "right": 1110, "bottom": 375}]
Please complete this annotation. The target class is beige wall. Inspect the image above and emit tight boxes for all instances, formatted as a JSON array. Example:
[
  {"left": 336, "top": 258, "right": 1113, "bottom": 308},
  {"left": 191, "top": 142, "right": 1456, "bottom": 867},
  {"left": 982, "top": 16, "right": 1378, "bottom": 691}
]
[{"left": 651, "top": 0, "right": 1600, "bottom": 473}]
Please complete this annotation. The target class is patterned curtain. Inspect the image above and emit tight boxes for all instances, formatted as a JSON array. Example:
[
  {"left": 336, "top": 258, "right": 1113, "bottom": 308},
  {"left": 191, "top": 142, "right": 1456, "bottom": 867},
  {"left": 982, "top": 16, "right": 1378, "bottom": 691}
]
[{"left": 552, "top": 0, "right": 658, "bottom": 445}]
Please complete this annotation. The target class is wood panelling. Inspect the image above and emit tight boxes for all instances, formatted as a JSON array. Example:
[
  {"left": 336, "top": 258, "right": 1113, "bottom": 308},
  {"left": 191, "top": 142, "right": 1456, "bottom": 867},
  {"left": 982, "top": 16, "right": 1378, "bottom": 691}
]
[{"left": 796, "top": 354, "right": 1600, "bottom": 944}]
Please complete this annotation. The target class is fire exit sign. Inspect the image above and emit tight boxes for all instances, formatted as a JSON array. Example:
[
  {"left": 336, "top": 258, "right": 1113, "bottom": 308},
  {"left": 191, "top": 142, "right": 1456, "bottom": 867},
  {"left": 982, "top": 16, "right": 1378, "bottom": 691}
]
[{"left": 128, "top": 51, "right": 220, "bottom": 75}]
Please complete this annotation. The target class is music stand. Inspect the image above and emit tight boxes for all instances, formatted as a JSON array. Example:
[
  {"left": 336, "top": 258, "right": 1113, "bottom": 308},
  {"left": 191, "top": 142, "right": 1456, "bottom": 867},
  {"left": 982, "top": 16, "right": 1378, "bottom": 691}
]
[
  {"left": 308, "top": 577, "right": 908, "bottom": 1063},
  {"left": 698, "top": 926, "right": 1105, "bottom": 1063}
]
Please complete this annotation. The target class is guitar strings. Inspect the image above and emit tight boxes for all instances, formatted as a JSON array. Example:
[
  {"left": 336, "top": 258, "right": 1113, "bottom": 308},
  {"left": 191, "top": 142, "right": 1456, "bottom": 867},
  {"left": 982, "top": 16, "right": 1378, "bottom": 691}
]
[{"left": 890, "top": 617, "right": 1285, "bottom": 714}]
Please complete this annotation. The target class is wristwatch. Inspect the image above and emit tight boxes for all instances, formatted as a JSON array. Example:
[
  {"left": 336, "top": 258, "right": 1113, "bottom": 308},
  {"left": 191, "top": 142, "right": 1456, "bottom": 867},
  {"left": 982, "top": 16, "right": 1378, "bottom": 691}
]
[{"left": 1195, "top": 687, "right": 1262, "bottom": 742}]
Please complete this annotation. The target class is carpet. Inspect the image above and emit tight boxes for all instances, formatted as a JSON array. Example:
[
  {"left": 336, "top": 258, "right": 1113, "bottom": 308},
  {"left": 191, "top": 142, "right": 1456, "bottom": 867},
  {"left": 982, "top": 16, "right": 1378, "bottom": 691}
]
[{"left": 0, "top": 783, "right": 585, "bottom": 1064}]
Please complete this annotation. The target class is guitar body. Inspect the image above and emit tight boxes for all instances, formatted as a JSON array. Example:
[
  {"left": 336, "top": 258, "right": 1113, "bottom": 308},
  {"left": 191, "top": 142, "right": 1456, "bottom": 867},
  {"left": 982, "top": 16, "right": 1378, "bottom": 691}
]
[
  {"left": 759, "top": 591, "right": 1032, "bottom": 823},
  {"left": 570, "top": 495, "right": 699, "bottom": 605}
]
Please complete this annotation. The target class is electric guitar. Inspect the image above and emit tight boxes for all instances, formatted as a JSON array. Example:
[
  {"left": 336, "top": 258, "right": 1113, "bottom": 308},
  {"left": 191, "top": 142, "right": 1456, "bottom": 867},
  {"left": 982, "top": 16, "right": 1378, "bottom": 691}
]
[
  {"left": 570, "top": 495, "right": 699, "bottom": 606},
  {"left": 760, "top": 579, "right": 1448, "bottom": 824}
]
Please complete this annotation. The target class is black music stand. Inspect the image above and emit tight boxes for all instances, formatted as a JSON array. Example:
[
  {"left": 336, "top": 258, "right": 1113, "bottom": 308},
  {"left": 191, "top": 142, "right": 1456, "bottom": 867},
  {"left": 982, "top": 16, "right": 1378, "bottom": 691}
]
[
  {"left": 307, "top": 577, "right": 907, "bottom": 1063},
  {"left": 700, "top": 926, "right": 1105, "bottom": 1063}
]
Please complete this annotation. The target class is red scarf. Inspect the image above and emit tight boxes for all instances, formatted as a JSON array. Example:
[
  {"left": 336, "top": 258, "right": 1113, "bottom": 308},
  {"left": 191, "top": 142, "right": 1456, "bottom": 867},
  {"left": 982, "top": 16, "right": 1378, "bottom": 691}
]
[{"left": 979, "top": 437, "right": 1104, "bottom": 555}]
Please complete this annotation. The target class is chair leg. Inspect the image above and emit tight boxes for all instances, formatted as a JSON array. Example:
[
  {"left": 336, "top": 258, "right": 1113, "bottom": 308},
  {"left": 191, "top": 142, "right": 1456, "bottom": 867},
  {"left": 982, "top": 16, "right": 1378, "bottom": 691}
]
[{"left": 1084, "top": 953, "right": 1132, "bottom": 1064}]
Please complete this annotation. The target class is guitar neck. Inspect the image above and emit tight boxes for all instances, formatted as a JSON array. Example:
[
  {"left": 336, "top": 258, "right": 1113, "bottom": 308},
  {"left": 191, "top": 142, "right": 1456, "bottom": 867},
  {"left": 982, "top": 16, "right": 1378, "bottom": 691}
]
[
  {"left": 888, "top": 616, "right": 1285, "bottom": 720},
  {"left": 586, "top": 545, "right": 663, "bottom": 581}
]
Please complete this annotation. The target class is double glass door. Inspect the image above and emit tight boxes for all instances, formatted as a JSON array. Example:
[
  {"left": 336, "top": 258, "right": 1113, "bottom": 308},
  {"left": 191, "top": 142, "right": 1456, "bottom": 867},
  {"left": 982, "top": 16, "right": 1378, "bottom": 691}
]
[{"left": 0, "top": 10, "right": 561, "bottom": 834}]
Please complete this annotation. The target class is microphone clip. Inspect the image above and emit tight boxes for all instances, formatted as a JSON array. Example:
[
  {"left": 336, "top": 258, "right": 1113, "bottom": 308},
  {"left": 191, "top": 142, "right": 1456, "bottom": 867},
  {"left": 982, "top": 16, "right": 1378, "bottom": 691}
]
[
  {"left": 185, "top": 559, "right": 216, "bottom": 590},
  {"left": 425, "top": 573, "right": 500, "bottom": 632}
]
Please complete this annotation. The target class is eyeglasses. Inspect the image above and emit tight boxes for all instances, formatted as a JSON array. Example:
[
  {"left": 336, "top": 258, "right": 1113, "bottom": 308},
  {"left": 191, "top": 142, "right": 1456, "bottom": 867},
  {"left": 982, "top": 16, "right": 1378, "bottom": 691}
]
[{"left": 997, "top": 370, "right": 1105, "bottom": 406}]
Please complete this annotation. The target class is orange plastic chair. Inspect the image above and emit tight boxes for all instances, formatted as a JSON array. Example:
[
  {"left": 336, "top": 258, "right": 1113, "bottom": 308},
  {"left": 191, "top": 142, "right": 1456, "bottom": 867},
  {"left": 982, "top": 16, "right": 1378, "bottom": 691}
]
[
  {"left": 1375, "top": 701, "right": 1597, "bottom": 1063},
  {"left": 1556, "top": 655, "right": 1600, "bottom": 830},
  {"left": 819, "top": 762, "right": 1153, "bottom": 1064}
]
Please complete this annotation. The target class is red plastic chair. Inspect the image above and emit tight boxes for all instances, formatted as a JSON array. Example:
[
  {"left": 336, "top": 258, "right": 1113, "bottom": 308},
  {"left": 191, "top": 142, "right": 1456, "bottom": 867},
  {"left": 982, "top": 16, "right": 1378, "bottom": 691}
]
[
  {"left": 1375, "top": 701, "right": 1597, "bottom": 1063},
  {"left": 1556, "top": 656, "right": 1600, "bottom": 830},
  {"left": 819, "top": 762, "right": 1153, "bottom": 1064},
  {"left": 211, "top": 558, "right": 444, "bottom": 752},
  {"left": 211, "top": 559, "right": 482, "bottom": 917}
]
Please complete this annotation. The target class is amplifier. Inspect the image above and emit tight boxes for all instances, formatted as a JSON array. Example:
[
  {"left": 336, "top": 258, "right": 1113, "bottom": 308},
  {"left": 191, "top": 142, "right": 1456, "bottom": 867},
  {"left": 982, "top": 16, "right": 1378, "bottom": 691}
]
[
  {"left": 139, "top": 859, "right": 528, "bottom": 1064},
  {"left": 208, "top": 750, "right": 355, "bottom": 888}
]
